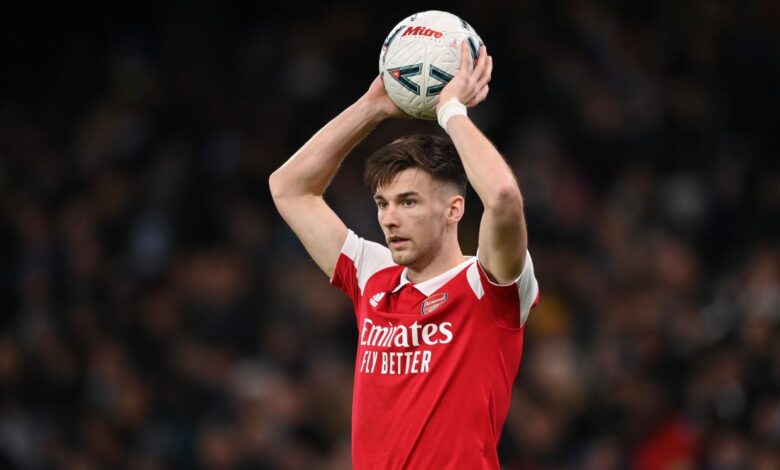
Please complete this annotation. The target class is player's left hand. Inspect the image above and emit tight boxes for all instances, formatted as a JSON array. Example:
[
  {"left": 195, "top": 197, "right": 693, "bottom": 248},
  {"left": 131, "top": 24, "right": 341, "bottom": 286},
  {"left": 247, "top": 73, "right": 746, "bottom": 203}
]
[
  {"left": 362, "top": 74, "right": 414, "bottom": 120},
  {"left": 438, "top": 43, "right": 492, "bottom": 111}
]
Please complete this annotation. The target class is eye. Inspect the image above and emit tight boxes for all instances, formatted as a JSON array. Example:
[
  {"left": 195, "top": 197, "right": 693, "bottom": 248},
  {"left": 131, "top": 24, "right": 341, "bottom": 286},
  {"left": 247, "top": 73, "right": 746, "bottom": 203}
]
[
  {"left": 376, "top": 200, "right": 388, "bottom": 209},
  {"left": 401, "top": 199, "right": 417, "bottom": 207}
]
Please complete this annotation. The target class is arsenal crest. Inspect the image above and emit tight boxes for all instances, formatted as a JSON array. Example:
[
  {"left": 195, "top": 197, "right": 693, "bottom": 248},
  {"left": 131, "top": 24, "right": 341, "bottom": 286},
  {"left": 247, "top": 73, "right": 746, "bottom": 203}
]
[{"left": 421, "top": 293, "right": 448, "bottom": 316}]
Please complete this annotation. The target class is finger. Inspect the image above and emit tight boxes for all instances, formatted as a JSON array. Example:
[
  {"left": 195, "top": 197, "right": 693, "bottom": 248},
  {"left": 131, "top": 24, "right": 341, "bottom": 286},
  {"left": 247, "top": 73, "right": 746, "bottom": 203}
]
[
  {"left": 458, "top": 41, "right": 471, "bottom": 73},
  {"left": 472, "top": 84, "right": 489, "bottom": 105},
  {"left": 463, "top": 86, "right": 484, "bottom": 107},
  {"left": 473, "top": 46, "right": 488, "bottom": 77},
  {"left": 476, "top": 55, "right": 493, "bottom": 90},
  {"left": 474, "top": 46, "right": 488, "bottom": 84}
]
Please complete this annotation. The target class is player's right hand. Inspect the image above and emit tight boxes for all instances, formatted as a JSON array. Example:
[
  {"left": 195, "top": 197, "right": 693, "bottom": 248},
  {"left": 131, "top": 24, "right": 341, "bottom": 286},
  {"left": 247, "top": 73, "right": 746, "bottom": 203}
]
[{"left": 361, "top": 74, "right": 413, "bottom": 120}]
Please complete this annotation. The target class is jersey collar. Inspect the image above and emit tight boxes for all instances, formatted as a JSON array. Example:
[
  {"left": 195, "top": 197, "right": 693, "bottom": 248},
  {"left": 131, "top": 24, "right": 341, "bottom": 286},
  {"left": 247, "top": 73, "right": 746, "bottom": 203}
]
[{"left": 392, "top": 257, "right": 476, "bottom": 296}]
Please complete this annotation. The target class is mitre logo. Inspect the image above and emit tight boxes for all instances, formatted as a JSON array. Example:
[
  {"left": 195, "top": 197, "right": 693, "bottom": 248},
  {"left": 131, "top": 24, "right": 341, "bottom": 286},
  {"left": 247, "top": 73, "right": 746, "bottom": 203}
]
[
  {"left": 421, "top": 292, "right": 448, "bottom": 315},
  {"left": 402, "top": 26, "right": 443, "bottom": 38}
]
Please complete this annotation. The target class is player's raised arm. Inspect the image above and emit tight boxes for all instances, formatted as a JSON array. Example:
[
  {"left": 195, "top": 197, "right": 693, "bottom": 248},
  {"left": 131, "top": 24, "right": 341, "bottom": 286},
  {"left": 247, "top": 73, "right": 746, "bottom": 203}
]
[
  {"left": 436, "top": 43, "right": 527, "bottom": 284},
  {"left": 269, "top": 76, "right": 406, "bottom": 278}
]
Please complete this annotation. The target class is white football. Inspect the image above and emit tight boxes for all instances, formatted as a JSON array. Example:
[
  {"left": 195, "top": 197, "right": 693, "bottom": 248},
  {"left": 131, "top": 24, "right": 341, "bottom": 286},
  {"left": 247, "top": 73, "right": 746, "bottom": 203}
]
[{"left": 379, "top": 10, "right": 484, "bottom": 120}]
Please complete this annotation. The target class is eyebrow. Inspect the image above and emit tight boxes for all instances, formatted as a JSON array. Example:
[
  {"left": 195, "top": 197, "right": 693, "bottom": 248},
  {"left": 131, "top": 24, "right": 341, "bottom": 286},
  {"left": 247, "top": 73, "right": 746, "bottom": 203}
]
[{"left": 374, "top": 191, "right": 421, "bottom": 201}]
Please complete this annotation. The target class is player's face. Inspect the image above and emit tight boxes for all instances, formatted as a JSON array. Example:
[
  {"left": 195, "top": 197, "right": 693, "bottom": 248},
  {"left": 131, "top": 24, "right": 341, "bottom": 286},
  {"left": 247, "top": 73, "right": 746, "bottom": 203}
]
[{"left": 374, "top": 168, "right": 458, "bottom": 269}]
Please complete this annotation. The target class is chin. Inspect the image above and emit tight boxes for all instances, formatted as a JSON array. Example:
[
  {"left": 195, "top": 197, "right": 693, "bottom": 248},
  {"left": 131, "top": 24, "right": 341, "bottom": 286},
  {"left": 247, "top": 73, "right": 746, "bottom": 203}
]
[{"left": 391, "top": 251, "right": 416, "bottom": 267}]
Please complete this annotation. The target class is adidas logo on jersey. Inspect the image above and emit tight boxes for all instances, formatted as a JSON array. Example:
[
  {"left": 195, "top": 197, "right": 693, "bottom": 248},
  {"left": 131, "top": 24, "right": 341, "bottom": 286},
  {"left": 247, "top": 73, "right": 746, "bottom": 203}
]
[{"left": 370, "top": 292, "right": 386, "bottom": 307}]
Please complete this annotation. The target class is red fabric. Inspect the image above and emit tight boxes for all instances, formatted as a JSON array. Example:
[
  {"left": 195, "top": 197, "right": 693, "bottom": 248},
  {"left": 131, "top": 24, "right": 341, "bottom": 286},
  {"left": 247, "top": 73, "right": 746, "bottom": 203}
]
[{"left": 332, "top": 249, "right": 534, "bottom": 469}]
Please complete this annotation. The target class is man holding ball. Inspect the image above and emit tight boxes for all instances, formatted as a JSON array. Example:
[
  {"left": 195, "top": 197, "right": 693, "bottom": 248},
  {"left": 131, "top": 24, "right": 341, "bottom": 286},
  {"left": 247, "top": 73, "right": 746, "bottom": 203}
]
[{"left": 269, "top": 40, "right": 539, "bottom": 469}]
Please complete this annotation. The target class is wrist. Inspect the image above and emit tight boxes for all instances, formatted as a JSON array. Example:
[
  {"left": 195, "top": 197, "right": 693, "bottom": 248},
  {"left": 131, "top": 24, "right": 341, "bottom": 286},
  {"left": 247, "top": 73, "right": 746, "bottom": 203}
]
[
  {"left": 356, "top": 96, "right": 390, "bottom": 124},
  {"left": 437, "top": 97, "right": 468, "bottom": 132}
]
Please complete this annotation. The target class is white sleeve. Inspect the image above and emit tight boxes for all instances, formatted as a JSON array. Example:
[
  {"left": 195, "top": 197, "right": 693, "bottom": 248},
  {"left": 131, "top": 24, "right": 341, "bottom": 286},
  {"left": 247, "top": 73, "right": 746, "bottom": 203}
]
[
  {"left": 469, "top": 249, "right": 540, "bottom": 326},
  {"left": 515, "top": 251, "right": 540, "bottom": 326},
  {"left": 337, "top": 230, "right": 395, "bottom": 294}
]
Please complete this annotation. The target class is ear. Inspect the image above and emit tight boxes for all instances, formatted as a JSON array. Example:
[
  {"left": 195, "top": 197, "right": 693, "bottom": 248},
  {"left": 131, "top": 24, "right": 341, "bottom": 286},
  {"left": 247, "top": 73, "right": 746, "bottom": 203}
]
[{"left": 446, "top": 195, "right": 465, "bottom": 224}]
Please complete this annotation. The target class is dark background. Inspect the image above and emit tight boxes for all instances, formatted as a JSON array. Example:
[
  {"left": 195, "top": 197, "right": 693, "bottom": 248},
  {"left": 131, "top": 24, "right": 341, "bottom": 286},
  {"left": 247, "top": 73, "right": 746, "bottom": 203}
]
[{"left": 1, "top": 1, "right": 779, "bottom": 468}]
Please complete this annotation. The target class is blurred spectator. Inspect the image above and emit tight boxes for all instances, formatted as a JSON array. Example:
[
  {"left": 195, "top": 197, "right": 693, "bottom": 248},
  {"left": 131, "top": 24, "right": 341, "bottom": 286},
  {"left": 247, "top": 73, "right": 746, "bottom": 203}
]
[{"left": 1, "top": 0, "right": 778, "bottom": 468}]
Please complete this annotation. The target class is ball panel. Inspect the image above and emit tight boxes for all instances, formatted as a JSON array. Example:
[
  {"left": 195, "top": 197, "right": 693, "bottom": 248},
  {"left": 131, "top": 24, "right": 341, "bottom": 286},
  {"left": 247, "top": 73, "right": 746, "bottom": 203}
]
[{"left": 379, "top": 10, "right": 484, "bottom": 120}]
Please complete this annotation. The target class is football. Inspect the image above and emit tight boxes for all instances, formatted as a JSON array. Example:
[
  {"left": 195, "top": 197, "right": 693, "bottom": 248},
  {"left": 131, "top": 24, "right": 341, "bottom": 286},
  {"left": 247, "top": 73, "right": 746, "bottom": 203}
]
[{"left": 379, "top": 11, "right": 484, "bottom": 120}]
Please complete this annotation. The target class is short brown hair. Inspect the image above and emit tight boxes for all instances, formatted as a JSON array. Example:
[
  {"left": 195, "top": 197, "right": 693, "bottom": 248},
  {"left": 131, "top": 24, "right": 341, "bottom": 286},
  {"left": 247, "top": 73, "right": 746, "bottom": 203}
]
[{"left": 364, "top": 134, "right": 467, "bottom": 195}]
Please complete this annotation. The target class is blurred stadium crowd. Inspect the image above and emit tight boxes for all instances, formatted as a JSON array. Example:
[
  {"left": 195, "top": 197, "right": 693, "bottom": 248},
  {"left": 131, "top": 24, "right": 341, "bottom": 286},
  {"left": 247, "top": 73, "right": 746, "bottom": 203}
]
[{"left": 1, "top": 1, "right": 779, "bottom": 468}]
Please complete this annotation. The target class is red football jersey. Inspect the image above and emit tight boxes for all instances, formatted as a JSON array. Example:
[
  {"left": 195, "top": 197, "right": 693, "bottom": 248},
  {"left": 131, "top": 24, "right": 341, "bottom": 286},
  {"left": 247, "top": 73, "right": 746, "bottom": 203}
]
[{"left": 331, "top": 230, "right": 540, "bottom": 469}]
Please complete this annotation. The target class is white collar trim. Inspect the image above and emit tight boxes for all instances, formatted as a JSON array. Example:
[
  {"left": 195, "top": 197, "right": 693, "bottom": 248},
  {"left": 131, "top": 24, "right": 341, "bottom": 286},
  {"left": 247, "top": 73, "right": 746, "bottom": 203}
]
[{"left": 392, "top": 257, "right": 476, "bottom": 296}]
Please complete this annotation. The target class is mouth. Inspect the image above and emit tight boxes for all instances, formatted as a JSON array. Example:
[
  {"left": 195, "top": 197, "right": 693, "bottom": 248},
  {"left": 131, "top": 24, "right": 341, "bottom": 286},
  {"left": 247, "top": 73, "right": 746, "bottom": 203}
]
[{"left": 388, "top": 236, "right": 410, "bottom": 250}]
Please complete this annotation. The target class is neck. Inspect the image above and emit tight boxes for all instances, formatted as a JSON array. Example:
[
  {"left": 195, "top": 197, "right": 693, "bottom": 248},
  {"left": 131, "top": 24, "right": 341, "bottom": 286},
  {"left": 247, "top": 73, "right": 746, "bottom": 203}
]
[{"left": 406, "top": 238, "right": 465, "bottom": 284}]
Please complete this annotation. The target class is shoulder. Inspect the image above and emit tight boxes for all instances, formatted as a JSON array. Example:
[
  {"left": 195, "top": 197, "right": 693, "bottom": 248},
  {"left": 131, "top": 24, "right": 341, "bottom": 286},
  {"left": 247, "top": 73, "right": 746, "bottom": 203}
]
[
  {"left": 466, "top": 250, "right": 540, "bottom": 327},
  {"left": 332, "top": 230, "right": 397, "bottom": 294}
]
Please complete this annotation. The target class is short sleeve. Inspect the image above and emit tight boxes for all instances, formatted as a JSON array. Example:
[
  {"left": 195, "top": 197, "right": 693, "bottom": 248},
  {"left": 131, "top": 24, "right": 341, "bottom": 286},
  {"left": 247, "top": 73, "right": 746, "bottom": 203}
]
[
  {"left": 330, "top": 230, "right": 395, "bottom": 302},
  {"left": 515, "top": 252, "right": 540, "bottom": 325},
  {"left": 469, "top": 250, "right": 540, "bottom": 328}
]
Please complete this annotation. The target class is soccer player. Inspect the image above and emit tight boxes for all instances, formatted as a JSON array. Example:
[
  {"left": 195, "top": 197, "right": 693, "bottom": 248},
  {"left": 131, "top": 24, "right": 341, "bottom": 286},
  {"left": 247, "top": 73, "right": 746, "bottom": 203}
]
[{"left": 269, "top": 43, "right": 539, "bottom": 469}]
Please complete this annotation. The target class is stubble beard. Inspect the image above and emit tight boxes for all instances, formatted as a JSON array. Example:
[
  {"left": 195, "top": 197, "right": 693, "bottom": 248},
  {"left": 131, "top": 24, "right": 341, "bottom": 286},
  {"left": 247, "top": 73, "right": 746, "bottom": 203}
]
[
  {"left": 391, "top": 241, "right": 433, "bottom": 271},
  {"left": 391, "top": 248, "right": 415, "bottom": 267}
]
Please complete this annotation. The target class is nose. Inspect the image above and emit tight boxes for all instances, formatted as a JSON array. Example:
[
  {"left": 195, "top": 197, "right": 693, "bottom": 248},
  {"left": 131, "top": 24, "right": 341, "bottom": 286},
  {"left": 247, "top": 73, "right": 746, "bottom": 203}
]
[{"left": 380, "top": 204, "right": 399, "bottom": 229}]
